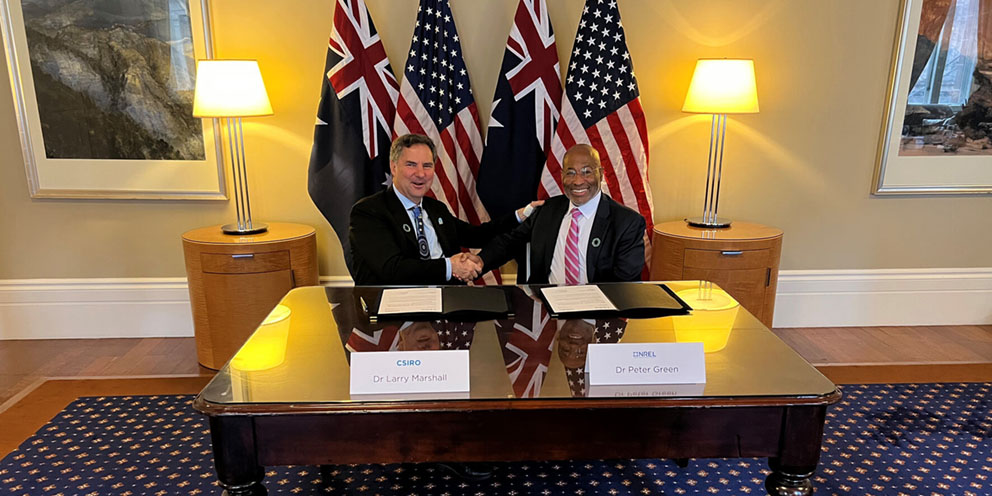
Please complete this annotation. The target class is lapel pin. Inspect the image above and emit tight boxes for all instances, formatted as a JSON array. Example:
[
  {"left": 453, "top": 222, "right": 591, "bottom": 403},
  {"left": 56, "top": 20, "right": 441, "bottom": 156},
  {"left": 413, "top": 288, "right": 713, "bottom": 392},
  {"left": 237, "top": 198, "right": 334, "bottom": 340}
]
[
  {"left": 438, "top": 217, "right": 444, "bottom": 225},
  {"left": 403, "top": 224, "right": 411, "bottom": 233},
  {"left": 591, "top": 237, "right": 601, "bottom": 247}
]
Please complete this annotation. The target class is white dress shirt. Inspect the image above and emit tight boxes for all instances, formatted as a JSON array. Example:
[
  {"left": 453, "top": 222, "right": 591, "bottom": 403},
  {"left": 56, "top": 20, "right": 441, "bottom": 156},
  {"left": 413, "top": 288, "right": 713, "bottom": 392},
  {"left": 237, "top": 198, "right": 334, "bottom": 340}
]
[
  {"left": 549, "top": 192, "right": 602, "bottom": 285},
  {"left": 394, "top": 188, "right": 532, "bottom": 281}
]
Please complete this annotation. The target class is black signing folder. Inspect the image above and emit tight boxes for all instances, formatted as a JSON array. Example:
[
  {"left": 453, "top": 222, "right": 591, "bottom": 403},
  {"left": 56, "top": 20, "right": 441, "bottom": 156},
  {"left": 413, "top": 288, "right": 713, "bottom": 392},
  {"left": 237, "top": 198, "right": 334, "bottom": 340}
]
[
  {"left": 540, "top": 283, "right": 692, "bottom": 319},
  {"left": 368, "top": 286, "right": 510, "bottom": 322}
]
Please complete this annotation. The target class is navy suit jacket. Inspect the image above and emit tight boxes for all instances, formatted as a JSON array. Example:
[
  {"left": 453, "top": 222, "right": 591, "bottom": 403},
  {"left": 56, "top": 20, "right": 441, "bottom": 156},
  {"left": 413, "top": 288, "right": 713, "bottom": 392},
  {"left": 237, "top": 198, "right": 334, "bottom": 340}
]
[
  {"left": 349, "top": 187, "right": 518, "bottom": 285},
  {"left": 478, "top": 194, "right": 645, "bottom": 284}
]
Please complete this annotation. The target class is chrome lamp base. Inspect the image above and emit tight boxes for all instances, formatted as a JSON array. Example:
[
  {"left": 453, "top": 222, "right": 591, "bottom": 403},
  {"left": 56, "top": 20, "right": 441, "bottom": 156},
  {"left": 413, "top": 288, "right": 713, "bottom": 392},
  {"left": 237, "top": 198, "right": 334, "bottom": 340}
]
[
  {"left": 686, "top": 216, "right": 732, "bottom": 228},
  {"left": 688, "top": 113, "right": 734, "bottom": 230},
  {"left": 219, "top": 116, "right": 266, "bottom": 236},
  {"left": 222, "top": 222, "right": 268, "bottom": 235}
]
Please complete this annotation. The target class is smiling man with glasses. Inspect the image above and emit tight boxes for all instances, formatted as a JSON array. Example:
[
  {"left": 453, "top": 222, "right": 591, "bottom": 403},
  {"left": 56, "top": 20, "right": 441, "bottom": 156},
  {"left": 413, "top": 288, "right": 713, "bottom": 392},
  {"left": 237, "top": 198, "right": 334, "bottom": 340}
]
[{"left": 470, "top": 144, "right": 646, "bottom": 284}]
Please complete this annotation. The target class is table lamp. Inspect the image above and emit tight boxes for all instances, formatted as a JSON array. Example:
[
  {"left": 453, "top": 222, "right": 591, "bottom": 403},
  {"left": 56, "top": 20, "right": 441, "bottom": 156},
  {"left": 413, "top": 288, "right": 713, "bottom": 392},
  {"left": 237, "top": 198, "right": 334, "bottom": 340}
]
[
  {"left": 682, "top": 59, "right": 759, "bottom": 228},
  {"left": 193, "top": 60, "right": 273, "bottom": 234}
]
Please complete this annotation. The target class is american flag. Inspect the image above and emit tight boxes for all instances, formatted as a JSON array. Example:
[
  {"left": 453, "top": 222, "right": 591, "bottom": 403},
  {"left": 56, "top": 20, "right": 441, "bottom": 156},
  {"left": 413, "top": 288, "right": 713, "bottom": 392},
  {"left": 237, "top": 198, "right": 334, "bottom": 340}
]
[
  {"left": 563, "top": 318, "right": 627, "bottom": 397},
  {"left": 394, "top": 0, "right": 499, "bottom": 284},
  {"left": 496, "top": 288, "right": 556, "bottom": 398},
  {"left": 538, "top": 0, "right": 654, "bottom": 274},
  {"left": 308, "top": 0, "right": 397, "bottom": 271},
  {"left": 433, "top": 320, "right": 477, "bottom": 350},
  {"left": 477, "top": 0, "right": 562, "bottom": 219}
]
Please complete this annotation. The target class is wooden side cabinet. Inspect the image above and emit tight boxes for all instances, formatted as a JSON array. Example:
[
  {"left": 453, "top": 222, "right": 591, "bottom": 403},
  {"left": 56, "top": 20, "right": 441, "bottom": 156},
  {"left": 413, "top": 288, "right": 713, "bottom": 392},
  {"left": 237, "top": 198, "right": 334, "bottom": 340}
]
[
  {"left": 651, "top": 220, "right": 783, "bottom": 328},
  {"left": 182, "top": 222, "right": 318, "bottom": 369}
]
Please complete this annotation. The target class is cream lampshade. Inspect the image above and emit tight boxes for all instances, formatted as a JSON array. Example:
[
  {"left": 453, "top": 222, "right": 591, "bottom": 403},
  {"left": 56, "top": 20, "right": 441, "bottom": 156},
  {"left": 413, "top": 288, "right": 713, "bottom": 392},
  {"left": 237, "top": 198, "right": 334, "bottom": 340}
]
[
  {"left": 682, "top": 59, "right": 759, "bottom": 228},
  {"left": 193, "top": 60, "right": 273, "bottom": 234}
]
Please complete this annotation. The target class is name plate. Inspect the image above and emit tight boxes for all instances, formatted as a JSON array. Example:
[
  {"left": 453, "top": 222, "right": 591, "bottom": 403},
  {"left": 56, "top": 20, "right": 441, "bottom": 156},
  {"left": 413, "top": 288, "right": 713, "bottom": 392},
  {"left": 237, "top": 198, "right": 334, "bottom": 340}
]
[
  {"left": 350, "top": 350, "right": 469, "bottom": 395},
  {"left": 586, "top": 342, "right": 705, "bottom": 385}
]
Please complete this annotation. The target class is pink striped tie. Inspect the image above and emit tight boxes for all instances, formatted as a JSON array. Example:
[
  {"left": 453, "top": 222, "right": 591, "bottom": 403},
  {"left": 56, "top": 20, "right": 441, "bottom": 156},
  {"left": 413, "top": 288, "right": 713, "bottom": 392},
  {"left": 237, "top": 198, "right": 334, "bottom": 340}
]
[{"left": 564, "top": 208, "right": 582, "bottom": 285}]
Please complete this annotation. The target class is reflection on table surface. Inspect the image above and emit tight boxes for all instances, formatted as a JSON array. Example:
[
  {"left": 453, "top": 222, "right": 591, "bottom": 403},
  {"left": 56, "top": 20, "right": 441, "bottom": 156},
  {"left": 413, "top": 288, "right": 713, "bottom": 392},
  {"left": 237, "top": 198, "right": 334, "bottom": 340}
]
[{"left": 200, "top": 281, "right": 835, "bottom": 405}]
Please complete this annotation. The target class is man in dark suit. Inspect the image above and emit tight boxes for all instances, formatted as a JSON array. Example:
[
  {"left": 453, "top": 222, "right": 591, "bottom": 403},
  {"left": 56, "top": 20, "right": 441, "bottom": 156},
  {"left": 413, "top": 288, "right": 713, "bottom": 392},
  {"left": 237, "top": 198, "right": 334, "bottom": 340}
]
[
  {"left": 475, "top": 144, "right": 645, "bottom": 284},
  {"left": 349, "top": 134, "right": 539, "bottom": 285}
]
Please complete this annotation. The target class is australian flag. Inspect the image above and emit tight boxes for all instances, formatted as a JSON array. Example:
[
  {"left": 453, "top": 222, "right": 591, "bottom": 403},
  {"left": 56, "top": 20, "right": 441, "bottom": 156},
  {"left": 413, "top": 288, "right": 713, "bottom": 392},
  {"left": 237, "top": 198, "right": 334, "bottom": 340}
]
[
  {"left": 495, "top": 287, "right": 556, "bottom": 398},
  {"left": 477, "top": 0, "right": 562, "bottom": 218},
  {"left": 308, "top": 0, "right": 398, "bottom": 271}
]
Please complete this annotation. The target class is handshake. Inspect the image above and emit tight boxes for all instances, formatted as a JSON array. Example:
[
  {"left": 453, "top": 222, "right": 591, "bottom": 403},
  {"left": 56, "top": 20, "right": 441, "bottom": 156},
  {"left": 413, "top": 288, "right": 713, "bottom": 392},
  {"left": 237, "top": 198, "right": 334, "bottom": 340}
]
[{"left": 450, "top": 252, "right": 484, "bottom": 282}]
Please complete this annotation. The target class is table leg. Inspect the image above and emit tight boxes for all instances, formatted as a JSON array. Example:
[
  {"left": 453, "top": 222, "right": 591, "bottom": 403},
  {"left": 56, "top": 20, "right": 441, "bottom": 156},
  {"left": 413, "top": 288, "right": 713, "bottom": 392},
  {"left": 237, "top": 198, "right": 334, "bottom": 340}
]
[
  {"left": 764, "top": 405, "right": 829, "bottom": 496},
  {"left": 209, "top": 416, "right": 267, "bottom": 496},
  {"left": 764, "top": 458, "right": 814, "bottom": 496}
]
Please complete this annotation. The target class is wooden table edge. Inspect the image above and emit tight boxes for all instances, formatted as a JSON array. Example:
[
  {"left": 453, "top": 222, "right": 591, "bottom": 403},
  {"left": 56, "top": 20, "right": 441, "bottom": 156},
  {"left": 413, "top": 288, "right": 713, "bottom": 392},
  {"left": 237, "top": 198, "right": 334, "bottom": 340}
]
[{"left": 193, "top": 389, "right": 842, "bottom": 416}]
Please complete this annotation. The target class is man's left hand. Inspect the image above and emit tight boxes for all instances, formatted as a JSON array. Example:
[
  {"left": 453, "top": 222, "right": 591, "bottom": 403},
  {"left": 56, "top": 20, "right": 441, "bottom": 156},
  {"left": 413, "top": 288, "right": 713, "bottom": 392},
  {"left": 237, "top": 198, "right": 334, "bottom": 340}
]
[{"left": 515, "top": 199, "right": 545, "bottom": 220}]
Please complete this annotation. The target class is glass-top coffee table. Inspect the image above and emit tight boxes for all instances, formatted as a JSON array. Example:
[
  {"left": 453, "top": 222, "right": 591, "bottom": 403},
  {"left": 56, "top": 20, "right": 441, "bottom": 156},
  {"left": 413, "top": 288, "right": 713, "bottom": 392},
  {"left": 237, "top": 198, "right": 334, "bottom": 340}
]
[{"left": 194, "top": 282, "right": 839, "bottom": 496}]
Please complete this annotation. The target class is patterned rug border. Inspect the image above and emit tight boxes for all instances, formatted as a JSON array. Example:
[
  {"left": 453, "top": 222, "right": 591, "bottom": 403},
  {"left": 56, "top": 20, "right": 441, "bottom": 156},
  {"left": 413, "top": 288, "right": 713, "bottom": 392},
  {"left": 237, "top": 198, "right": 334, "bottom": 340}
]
[{"left": 0, "top": 376, "right": 211, "bottom": 458}]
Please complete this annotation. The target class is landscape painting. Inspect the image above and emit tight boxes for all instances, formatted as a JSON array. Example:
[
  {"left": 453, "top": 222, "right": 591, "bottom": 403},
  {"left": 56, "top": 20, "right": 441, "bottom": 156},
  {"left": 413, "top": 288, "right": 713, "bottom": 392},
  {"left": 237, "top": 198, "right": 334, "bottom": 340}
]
[
  {"left": 874, "top": 0, "right": 992, "bottom": 195},
  {"left": 23, "top": 0, "right": 205, "bottom": 160},
  {"left": 1, "top": 0, "right": 225, "bottom": 199},
  {"left": 899, "top": 0, "right": 991, "bottom": 156}
]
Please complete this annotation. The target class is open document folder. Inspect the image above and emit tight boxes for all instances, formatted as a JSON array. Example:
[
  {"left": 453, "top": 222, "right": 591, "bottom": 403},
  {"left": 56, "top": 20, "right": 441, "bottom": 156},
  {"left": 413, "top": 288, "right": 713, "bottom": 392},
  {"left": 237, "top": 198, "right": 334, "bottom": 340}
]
[
  {"left": 369, "top": 286, "right": 509, "bottom": 322},
  {"left": 540, "top": 283, "right": 692, "bottom": 319}
]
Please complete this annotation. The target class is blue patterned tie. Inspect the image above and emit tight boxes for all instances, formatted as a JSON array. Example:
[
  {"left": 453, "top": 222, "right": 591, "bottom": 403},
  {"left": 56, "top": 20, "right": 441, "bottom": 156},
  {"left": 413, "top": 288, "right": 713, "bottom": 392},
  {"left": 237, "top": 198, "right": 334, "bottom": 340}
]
[{"left": 412, "top": 205, "right": 430, "bottom": 259}]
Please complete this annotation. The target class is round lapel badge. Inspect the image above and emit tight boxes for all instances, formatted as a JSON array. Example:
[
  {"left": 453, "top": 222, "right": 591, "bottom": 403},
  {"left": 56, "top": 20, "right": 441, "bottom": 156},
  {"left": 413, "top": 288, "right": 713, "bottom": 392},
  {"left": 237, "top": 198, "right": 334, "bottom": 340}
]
[
  {"left": 403, "top": 224, "right": 411, "bottom": 233},
  {"left": 591, "top": 237, "right": 601, "bottom": 248}
]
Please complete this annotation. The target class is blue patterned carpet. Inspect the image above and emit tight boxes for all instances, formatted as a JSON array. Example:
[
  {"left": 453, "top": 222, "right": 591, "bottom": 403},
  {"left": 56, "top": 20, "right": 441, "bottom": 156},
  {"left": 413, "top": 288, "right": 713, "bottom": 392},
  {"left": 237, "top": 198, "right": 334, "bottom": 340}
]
[{"left": 1, "top": 383, "right": 989, "bottom": 495}]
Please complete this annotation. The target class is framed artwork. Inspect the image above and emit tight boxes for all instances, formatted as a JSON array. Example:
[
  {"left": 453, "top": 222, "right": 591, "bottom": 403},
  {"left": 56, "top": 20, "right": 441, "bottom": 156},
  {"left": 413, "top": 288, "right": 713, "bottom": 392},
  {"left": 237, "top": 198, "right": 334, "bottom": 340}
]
[
  {"left": 1, "top": 0, "right": 225, "bottom": 199},
  {"left": 873, "top": 0, "right": 992, "bottom": 195}
]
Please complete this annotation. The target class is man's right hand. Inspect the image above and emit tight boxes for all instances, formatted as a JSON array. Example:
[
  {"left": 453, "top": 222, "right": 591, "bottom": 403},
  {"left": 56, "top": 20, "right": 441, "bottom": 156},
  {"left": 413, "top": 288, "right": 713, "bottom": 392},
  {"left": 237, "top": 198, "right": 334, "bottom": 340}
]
[{"left": 451, "top": 253, "right": 484, "bottom": 282}]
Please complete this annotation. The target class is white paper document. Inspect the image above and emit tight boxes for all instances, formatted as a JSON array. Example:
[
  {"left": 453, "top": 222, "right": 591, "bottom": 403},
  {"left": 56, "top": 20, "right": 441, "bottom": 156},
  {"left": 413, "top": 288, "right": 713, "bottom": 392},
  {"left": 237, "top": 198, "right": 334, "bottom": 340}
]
[
  {"left": 540, "top": 285, "right": 617, "bottom": 313},
  {"left": 377, "top": 288, "right": 442, "bottom": 315}
]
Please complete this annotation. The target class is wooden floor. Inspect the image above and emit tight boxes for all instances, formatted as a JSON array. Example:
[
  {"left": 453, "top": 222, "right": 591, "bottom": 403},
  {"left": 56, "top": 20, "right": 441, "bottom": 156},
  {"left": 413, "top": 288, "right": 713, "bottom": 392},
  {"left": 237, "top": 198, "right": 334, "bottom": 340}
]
[
  {"left": 0, "top": 337, "right": 212, "bottom": 407},
  {"left": 773, "top": 324, "right": 992, "bottom": 365},
  {"left": 0, "top": 325, "right": 990, "bottom": 407}
]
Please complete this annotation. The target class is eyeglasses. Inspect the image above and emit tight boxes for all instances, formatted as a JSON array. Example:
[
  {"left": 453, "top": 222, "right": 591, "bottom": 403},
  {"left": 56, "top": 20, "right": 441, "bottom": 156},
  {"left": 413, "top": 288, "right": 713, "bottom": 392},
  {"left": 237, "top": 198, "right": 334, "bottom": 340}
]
[{"left": 563, "top": 167, "right": 598, "bottom": 179}]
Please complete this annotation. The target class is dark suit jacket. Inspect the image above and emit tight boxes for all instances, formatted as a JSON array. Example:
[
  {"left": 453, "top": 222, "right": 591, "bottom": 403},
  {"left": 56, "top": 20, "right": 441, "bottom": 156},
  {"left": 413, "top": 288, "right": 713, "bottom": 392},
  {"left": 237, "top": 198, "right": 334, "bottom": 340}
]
[
  {"left": 349, "top": 187, "right": 519, "bottom": 285},
  {"left": 479, "top": 194, "right": 645, "bottom": 283}
]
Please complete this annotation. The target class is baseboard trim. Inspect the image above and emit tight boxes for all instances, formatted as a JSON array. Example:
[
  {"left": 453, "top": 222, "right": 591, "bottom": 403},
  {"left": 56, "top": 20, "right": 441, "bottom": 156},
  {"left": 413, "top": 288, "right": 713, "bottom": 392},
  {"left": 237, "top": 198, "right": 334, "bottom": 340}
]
[
  {"left": 320, "top": 276, "right": 356, "bottom": 286},
  {"left": 0, "top": 278, "right": 194, "bottom": 340},
  {"left": 1, "top": 268, "right": 988, "bottom": 339},
  {"left": 773, "top": 268, "right": 992, "bottom": 327}
]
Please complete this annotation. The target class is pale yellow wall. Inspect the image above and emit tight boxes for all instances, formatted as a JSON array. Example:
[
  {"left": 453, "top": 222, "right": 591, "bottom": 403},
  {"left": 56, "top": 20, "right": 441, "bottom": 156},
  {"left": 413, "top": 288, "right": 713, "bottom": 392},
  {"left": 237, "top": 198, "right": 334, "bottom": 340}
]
[{"left": 1, "top": 0, "right": 989, "bottom": 279}]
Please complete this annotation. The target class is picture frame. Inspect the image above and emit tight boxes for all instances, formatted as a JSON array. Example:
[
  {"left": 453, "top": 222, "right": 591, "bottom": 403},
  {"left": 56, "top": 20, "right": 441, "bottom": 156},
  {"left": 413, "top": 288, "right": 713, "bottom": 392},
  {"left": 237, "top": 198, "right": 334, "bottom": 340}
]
[
  {"left": 873, "top": 0, "right": 992, "bottom": 195},
  {"left": 1, "top": 0, "right": 226, "bottom": 199}
]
